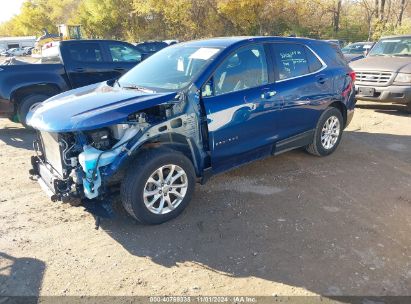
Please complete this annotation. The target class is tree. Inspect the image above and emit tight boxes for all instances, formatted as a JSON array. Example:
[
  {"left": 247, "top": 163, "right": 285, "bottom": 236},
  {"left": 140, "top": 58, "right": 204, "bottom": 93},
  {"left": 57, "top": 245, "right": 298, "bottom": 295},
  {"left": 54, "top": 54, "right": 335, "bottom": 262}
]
[
  {"left": 0, "top": 0, "right": 410, "bottom": 41},
  {"left": 333, "top": 0, "right": 342, "bottom": 33}
]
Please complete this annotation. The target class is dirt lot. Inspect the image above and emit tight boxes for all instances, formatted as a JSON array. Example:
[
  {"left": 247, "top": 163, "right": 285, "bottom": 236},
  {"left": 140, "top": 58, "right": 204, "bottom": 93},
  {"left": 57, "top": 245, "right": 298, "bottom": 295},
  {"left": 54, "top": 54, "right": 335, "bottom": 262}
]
[{"left": 0, "top": 101, "right": 410, "bottom": 298}]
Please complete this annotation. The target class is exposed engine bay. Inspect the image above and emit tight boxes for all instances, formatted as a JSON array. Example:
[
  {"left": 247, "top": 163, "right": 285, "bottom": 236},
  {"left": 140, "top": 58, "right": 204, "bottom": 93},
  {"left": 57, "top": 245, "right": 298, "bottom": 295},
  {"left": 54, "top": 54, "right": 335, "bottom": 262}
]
[{"left": 30, "top": 102, "right": 202, "bottom": 204}]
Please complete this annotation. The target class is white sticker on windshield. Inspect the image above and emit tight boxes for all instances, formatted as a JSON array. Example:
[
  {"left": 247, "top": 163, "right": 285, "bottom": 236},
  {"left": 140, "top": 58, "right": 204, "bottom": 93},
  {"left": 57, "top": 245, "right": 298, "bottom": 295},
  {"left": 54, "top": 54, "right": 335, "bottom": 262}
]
[
  {"left": 189, "top": 48, "right": 220, "bottom": 60},
  {"left": 177, "top": 57, "right": 184, "bottom": 71}
]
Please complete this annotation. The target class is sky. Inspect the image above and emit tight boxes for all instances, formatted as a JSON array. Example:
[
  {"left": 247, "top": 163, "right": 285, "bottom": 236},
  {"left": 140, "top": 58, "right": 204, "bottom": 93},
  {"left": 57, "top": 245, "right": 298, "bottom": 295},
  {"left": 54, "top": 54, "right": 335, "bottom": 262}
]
[{"left": 0, "top": 0, "right": 25, "bottom": 23}]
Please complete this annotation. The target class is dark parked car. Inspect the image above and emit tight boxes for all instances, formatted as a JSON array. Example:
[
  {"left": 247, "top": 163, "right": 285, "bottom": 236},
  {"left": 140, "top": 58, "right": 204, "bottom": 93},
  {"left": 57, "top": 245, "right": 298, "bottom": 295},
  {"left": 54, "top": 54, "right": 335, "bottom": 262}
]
[
  {"left": 325, "top": 39, "right": 345, "bottom": 49},
  {"left": 135, "top": 41, "right": 168, "bottom": 56},
  {"left": 350, "top": 35, "right": 411, "bottom": 112},
  {"left": 342, "top": 42, "right": 375, "bottom": 62},
  {"left": 0, "top": 40, "right": 144, "bottom": 126},
  {"left": 28, "top": 37, "right": 356, "bottom": 224}
]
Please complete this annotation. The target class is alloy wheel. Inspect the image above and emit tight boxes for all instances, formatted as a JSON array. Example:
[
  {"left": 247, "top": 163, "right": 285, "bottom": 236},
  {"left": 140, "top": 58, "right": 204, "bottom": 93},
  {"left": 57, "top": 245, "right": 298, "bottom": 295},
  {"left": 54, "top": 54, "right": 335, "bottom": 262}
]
[
  {"left": 143, "top": 164, "right": 188, "bottom": 214},
  {"left": 321, "top": 115, "right": 340, "bottom": 150}
]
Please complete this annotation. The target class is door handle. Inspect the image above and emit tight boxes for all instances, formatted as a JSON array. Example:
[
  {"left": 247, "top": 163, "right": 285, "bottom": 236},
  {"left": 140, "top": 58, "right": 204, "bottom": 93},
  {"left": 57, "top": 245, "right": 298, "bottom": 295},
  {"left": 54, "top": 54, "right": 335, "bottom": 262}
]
[
  {"left": 114, "top": 67, "right": 125, "bottom": 71},
  {"left": 75, "top": 67, "right": 85, "bottom": 72},
  {"left": 317, "top": 77, "right": 326, "bottom": 84},
  {"left": 261, "top": 90, "right": 277, "bottom": 99}
]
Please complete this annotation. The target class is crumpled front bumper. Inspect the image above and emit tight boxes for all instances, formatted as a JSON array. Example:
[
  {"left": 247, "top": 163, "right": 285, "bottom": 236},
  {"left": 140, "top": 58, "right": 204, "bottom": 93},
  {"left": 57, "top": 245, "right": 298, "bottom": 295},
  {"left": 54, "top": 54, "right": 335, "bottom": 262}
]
[
  {"left": 29, "top": 156, "right": 71, "bottom": 202},
  {"left": 30, "top": 155, "right": 116, "bottom": 223}
]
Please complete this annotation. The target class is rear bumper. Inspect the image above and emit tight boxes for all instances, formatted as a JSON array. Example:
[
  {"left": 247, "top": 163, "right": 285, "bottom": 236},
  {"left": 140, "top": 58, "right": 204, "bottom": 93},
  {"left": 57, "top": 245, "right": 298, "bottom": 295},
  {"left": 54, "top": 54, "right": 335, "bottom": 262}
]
[
  {"left": 355, "top": 84, "right": 411, "bottom": 105},
  {"left": 0, "top": 98, "right": 14, "bottom": 118}
]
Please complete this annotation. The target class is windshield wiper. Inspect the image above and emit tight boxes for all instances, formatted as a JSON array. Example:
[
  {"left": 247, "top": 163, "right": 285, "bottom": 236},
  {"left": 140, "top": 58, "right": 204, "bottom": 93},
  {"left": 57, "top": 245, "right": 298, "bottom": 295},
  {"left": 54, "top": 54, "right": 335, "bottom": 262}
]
[
  {"left": 392, "top": 53, "right": 411, "bottom": 57},
  {"left": 121, "top": 84, "right": 155, "bottom": 93}
]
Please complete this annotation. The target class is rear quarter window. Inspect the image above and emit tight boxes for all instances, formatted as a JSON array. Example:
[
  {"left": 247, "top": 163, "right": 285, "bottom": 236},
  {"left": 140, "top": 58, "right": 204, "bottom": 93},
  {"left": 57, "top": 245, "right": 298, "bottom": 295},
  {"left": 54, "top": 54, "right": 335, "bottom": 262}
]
[
  {"left": 40, "top": 46, "right": 62, "bottom": 64},
  {"left": 305, "top": 47, "right": 324, "bottom": 72},
  {"left": 325, "top": 43, "right": 347, "bottom": 66}
]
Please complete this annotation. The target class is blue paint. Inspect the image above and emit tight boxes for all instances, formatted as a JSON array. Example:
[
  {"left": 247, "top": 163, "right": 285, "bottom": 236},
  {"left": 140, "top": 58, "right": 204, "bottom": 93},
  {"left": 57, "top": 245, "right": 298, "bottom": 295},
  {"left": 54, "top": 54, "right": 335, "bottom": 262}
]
[
  {"left": 27, "top": 82, "right": 177, "bottom": 132},
  {"left": 30, "top": 36, "right": 356, "bottom": 197}
]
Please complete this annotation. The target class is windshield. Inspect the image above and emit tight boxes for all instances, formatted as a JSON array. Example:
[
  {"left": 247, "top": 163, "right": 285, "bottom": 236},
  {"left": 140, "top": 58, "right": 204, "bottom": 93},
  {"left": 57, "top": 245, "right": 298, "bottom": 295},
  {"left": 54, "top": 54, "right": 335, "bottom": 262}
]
[
  {"left": 118, "top": 45, "right": 221, "bottom": 91},
  {"left": 369, "top": 37, "right": 411, "bottom": 57},
  {"left": 342, "top": 43, "right": 371, "bottom": 54}
]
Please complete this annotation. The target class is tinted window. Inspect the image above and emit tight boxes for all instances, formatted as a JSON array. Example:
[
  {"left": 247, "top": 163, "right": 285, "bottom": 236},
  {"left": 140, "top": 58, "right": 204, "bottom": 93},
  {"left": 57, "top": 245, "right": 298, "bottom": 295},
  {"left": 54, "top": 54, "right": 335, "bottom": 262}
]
[
  {"left": 272, "top": 43, "right": 309, "bottom": 80},
  {"left": 329, "top": 43, "right": 348, "bottom": 66},
  {"left": 305, "top": 47, "right": 323, "bottom": 72},
  {"left": 108, "top": 43, "right": 142, "bottom": 62},
  {"left": 136, "top": 42, "right": 167, "bottom": 53},
  {"left": 212, "top": 44, "right": 268, "bottom": 96},
  {"left": 343, "top": 44, "right": 366, "bottom": 54},
  {"left": 68, "top": 43, "right": 102, "bottom": 62}
]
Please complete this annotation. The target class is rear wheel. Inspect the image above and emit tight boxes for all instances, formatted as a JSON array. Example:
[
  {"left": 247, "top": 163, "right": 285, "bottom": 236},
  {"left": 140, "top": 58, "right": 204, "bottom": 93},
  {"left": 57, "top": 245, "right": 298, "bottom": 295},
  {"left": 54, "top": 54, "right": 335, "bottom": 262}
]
[
  {"left": 17, "top": 94, "right": 50, "bottom": 128},
  {"left": 306, "top": 107, "right": 343, "bottom": 156},
  {"left": 121, "top": 148, "right": 196, "bottom": 224}
]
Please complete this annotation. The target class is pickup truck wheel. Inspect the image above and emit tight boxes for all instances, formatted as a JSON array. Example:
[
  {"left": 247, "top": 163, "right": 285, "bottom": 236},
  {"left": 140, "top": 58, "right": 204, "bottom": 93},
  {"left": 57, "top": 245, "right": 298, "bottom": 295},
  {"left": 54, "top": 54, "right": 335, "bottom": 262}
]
[
  {"left": 121, "top": 148, "right": 196, "bottom": 224},
  {"left": 17, "top": 94, "right": 50, "bottom": 128},
  {"left": 306, "top": 107, "right": 343, "bottom": 157}
]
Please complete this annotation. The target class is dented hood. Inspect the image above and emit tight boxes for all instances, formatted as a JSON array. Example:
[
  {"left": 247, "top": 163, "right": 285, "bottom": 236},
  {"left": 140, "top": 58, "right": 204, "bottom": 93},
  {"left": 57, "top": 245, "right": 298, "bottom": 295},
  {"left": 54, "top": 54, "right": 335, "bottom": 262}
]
[{"left": 27, "top": 82, "right": 178, "bottom": 132}]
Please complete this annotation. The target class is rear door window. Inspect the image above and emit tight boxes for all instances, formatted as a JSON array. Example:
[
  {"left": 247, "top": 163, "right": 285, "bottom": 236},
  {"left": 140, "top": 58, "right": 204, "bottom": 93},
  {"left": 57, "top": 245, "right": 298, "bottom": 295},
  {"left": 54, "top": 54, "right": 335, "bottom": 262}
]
[
  {"left": 68, "top": 42, "right": 103, "bottom": 62},
  {"left": 271, "top": 43, "right": 310, "bottom": 80}
]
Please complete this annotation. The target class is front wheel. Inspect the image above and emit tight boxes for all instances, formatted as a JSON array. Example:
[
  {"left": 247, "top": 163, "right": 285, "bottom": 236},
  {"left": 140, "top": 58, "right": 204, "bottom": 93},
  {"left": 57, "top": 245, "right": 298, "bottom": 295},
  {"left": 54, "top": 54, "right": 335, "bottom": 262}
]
[
  {"left": 120, "top": 148, "right": 196, "bottom": 224},
  {"left": 306, "top": 107, "right": 343, "bottom": 156}
]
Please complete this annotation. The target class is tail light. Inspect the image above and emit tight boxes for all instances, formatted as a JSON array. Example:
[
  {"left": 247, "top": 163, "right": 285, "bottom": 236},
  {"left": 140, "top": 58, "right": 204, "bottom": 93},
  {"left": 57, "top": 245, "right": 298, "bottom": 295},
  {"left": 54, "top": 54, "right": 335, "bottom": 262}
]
[
  {"left": 348, "top": 71, "right": 356, "bottom": 83},
  {"left": 342, "top": 71, "right": 356, "bottom": 97}
]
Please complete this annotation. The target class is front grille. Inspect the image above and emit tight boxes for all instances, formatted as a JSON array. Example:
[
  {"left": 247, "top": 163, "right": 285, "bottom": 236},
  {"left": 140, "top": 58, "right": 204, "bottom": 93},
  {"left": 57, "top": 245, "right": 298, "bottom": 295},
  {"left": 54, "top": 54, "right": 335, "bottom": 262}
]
[
  {"left": 39, "top": 131, "right": 64, "bottom": 177},
  {"left": 355, "top": 71, "right": 393, "bottom": 86}
]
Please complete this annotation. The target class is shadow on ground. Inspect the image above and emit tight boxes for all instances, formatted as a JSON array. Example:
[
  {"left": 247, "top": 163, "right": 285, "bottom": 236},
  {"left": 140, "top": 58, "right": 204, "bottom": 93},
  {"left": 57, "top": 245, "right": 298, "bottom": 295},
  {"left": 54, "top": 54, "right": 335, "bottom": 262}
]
[
  {"left": 99, "top": 131, "right": 411, "bottom": 296},
  {"left": 0, "top": 252, "right": 45, "bottom": 300},
  {"left": 0, "top": 125, "right": 35, "bottom": 150}
]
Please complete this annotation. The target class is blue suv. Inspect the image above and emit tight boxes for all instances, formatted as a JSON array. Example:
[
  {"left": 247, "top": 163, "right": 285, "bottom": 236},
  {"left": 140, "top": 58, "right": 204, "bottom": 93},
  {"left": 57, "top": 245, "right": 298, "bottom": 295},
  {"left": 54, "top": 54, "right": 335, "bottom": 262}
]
[{"left": 28, "top": 37, "right": 356, "bottom": 224}]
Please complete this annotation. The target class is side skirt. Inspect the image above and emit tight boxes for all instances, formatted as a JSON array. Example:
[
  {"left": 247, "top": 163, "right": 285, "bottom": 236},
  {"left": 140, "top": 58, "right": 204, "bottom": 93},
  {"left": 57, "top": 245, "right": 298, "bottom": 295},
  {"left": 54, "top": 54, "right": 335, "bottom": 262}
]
[{"left": 273, "top": 129, "right": 315, "bottom": 155}]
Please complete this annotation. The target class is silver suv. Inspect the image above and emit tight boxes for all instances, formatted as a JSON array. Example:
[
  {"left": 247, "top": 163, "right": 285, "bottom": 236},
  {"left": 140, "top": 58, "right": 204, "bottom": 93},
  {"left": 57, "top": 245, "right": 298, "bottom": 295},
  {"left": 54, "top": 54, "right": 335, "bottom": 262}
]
[{"left": 350, "top": 35, "right": 411, "bottom": 112}]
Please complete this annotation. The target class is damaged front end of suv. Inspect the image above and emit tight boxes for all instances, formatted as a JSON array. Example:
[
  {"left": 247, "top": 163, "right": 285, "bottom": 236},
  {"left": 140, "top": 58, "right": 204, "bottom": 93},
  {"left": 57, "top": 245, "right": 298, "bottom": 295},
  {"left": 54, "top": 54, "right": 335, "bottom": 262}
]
[
  {"left": 28, "top": 81, "right": 206, "bottom": 222},
  {"left": 27, "top": 42, "right": 220, "bottom": 225}
]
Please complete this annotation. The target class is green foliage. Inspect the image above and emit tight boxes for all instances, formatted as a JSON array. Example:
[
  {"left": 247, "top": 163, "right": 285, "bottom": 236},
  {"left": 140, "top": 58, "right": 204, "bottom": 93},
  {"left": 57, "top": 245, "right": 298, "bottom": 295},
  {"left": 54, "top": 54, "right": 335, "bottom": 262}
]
[
  {"left": 0, "top": 0, "right": 409, "bottom": 42},
  {"left": 373, "top": 20, "right": 411, "bottom": 39}
]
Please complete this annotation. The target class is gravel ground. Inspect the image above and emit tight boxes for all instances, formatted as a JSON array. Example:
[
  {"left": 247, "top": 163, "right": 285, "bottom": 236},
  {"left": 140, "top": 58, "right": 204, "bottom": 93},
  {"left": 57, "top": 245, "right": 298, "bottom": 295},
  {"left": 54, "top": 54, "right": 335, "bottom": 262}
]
[{"left": 0, "top": 101, "right": 410, "bottom": 298}]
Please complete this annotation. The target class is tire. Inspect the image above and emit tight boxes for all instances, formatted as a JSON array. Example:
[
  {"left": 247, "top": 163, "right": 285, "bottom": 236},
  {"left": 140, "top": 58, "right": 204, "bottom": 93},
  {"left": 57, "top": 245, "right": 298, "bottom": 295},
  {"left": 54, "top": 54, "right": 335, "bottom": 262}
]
[
  {"left": 120, "top": 148, "right": 196, "bottom": 224},
  {"left": 17, "top": 94, "right": 50, "bottom": 128},
  {"left": 406, "top": 103, "right": 411, "bottom": 114},
  {"left": 306, "top": 107, "right": 344, "bottom": 157}
]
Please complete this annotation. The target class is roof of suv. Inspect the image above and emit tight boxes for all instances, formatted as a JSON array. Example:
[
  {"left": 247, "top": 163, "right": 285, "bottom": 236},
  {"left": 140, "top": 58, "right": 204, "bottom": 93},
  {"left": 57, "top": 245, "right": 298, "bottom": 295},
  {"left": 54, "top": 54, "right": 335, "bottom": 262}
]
[{"left": 180, "top": 36, "right": 320, "bottom": 48}]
